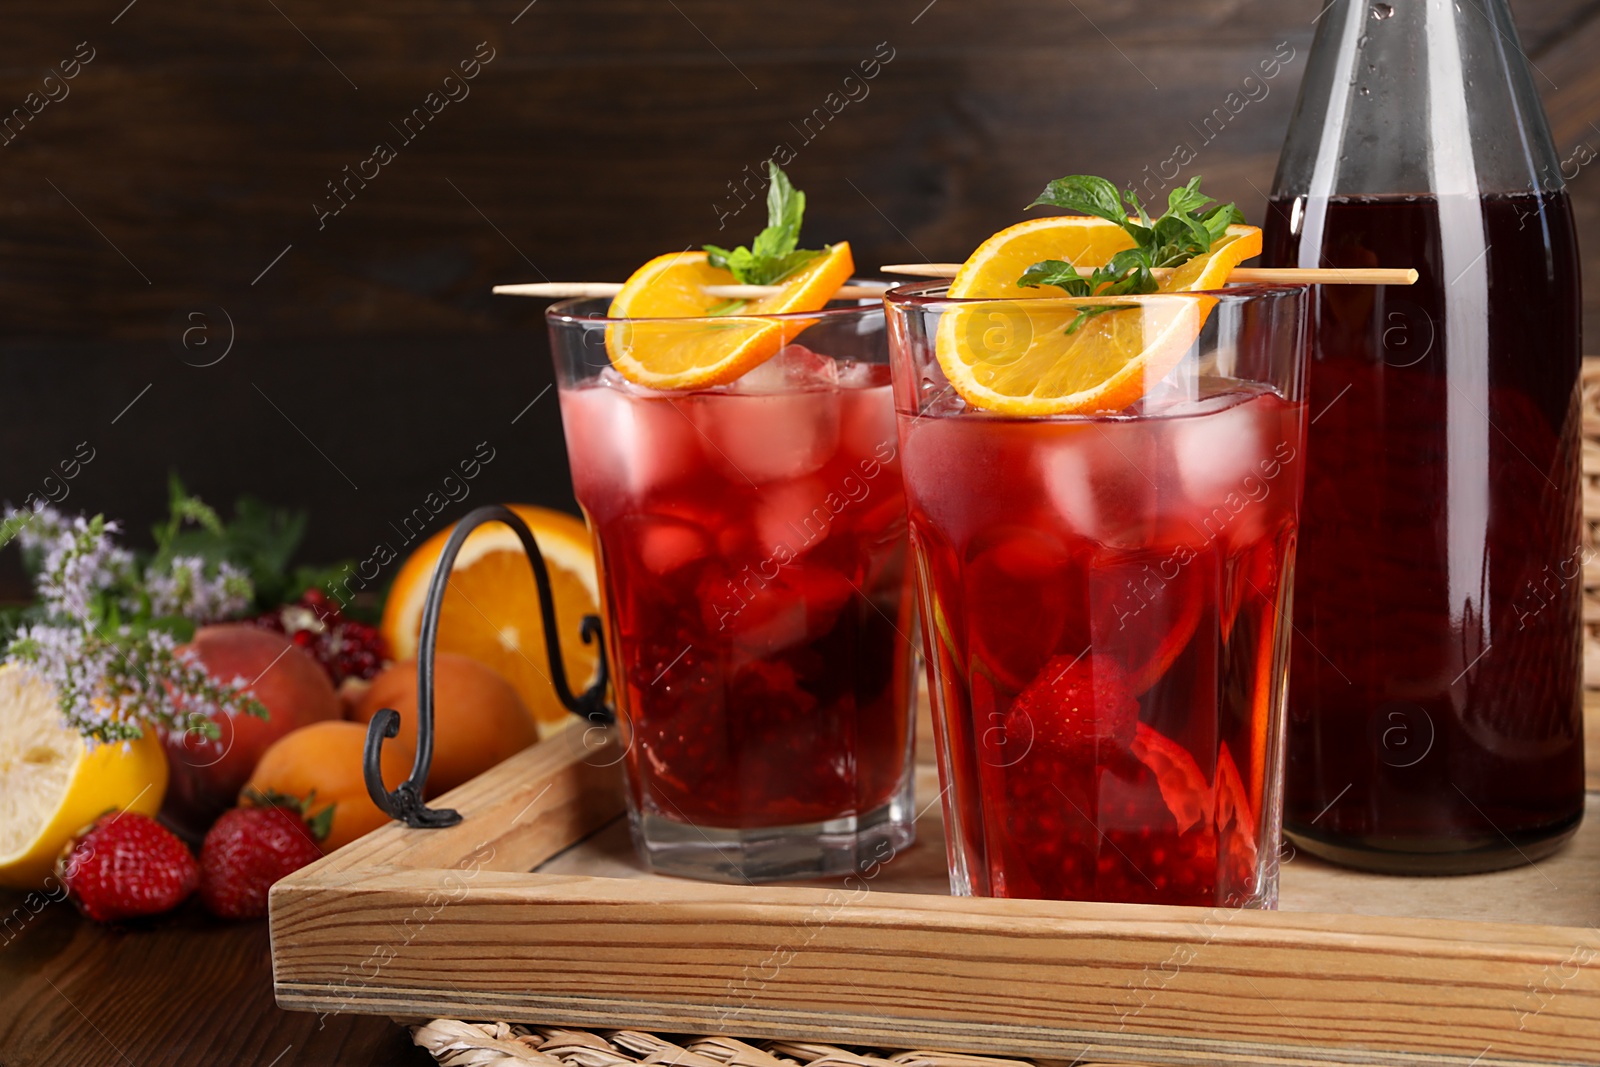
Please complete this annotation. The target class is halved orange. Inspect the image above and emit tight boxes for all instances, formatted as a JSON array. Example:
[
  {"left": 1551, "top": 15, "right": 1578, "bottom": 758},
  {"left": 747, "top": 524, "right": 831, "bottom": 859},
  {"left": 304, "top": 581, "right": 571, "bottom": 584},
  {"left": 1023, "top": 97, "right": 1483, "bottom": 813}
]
[
  {"left": 935, "top": 216, "right": 1261, "bottom": 415},
  {"left": 604, "top": 244, "right": 855, "bottom": 390},
  {"left": 380, "top": 505, "right": 600, "bottom": 739}
]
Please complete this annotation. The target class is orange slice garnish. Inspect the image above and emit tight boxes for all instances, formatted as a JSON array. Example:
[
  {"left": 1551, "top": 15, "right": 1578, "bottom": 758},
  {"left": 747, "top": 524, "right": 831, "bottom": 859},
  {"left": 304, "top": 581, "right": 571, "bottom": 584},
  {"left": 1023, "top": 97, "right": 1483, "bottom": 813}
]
[
  {"left": 604, "top": 244, "right": 854, "bottom": 390},
  {"left": 934, "top": 217, "right": 1261, "bottom": 416},
  {"left": 1131, "top": 722, "right": 1210, "bottom": 835}
]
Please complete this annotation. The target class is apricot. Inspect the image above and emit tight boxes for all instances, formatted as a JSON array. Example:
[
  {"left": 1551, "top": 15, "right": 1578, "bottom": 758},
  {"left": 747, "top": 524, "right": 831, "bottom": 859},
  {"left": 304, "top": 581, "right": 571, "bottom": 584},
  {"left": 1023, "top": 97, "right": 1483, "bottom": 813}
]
[
  {"left": 246, "top": 720, "right": 412, "bottom": 852},
  {"left": 351, "top": 653, "right": 539, "bottom": 795}
]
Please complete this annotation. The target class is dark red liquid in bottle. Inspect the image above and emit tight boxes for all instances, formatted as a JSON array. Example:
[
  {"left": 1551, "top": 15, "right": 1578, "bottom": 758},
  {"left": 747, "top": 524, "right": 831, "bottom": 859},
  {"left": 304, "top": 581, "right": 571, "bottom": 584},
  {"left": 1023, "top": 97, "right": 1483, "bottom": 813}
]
[{"left": 1264, "top": 192, "right": 1585, "bottom": 871}]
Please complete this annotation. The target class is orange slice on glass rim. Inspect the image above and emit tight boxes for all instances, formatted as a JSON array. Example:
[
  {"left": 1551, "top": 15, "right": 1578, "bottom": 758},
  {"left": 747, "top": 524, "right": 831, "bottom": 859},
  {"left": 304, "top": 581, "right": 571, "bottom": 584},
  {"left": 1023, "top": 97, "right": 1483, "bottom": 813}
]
[
  {"left": 603, "top": 243, "right": 854, "bottom": 390},
  {"left": 934, "top": 216, "right": 1261, "bottom": 416}
]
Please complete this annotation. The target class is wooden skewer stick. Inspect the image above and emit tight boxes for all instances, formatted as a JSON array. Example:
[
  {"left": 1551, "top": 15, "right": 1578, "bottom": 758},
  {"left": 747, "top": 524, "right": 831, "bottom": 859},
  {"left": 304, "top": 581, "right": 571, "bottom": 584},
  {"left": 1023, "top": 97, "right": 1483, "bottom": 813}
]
[
  {"left": 490, "top": 265, "right": 1418, "bottom": 301},
  {"left": 701, "top": 282, "right": 892, "bottom": 299},
  {"left": 492, "top": 281, "right": 894, "bottom": 300},
  {"left": 879, "top": 263, "right": 1419, "bottom": 285}
]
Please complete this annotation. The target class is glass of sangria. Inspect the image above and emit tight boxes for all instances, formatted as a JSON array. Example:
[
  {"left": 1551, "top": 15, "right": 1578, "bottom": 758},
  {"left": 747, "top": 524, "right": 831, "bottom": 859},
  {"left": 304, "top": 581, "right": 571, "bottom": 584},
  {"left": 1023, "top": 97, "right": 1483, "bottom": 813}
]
[
  {"left": 886, "top": 283, "right": 1308, "bottom": 906},
  {"left": 547, "top": 298, "right": 916, "bottom": 882}
]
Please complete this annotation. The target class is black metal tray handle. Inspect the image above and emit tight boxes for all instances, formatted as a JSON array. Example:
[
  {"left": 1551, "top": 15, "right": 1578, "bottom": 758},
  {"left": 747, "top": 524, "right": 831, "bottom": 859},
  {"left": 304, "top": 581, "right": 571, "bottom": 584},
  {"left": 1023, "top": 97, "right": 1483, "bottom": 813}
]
[{"left": 362, "top": 504, "right": 612, "bottom": 828}]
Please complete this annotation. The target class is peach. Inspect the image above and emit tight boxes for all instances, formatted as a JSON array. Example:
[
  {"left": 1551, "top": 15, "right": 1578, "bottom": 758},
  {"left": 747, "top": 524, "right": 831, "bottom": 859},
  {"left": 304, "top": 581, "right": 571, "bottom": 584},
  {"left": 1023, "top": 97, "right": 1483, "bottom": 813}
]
[{"left": 160, "top": 624, "right": 342, "bottom": 836}]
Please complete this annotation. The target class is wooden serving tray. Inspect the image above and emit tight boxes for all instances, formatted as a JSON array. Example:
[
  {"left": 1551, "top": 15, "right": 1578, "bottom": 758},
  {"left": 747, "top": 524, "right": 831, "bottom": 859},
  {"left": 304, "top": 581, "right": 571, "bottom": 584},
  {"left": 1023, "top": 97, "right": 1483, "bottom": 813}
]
[{"left": 270, "top": 699, "right": 1600, "bottom": 1067}]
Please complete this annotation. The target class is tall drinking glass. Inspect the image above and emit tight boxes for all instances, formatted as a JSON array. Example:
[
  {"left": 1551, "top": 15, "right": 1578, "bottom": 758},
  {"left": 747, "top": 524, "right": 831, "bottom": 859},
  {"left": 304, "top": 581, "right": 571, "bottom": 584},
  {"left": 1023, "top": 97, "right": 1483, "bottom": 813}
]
[
  {"left": 548, "top": 299, "right": 916, "bottom": 882},
  {"left": 887, "top": 284, "right": 1308, "bottom": 906}
]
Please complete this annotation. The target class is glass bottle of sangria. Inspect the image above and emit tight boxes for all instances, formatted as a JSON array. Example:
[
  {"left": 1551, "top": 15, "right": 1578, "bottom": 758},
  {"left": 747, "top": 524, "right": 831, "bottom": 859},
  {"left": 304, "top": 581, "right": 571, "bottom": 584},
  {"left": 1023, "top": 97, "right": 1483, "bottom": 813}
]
[{"left": 1264, "top": 0, "right": 1585, "bottom": 872}]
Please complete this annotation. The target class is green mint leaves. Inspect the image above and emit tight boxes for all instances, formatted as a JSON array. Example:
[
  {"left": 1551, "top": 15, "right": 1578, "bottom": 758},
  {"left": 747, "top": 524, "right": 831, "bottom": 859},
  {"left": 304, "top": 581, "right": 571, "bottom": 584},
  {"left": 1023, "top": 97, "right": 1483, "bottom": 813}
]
[
  {"left": 704, "top": 162, "right": 824, "bottom": 287},
  {"left": 1017, "top": 175, "right": 1246, "bottom": 332}
]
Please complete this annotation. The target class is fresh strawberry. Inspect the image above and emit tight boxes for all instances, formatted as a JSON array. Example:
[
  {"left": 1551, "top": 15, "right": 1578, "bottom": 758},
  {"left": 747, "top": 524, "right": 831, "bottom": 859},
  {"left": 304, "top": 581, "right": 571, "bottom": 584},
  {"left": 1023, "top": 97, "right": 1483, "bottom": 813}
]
[
  {"left": 59, "top": 811, "right": 199, "bottom": 923},
  {"left": 1003, "top": 652, "right": 1139, "bottom": 760},
  {"left": 198, "top": 793, "right": 327, "bottom": 920}
]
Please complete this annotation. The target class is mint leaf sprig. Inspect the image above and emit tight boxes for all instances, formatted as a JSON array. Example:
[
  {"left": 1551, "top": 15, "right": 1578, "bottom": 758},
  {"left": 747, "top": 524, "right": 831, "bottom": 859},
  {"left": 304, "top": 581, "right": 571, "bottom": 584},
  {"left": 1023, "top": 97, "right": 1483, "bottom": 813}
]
[
  {"left": 704, "top": 162, "right": 825, "bottom": 292},
  {"left": 1017, "top": 175, "right": 1246, "bottom": 333}
]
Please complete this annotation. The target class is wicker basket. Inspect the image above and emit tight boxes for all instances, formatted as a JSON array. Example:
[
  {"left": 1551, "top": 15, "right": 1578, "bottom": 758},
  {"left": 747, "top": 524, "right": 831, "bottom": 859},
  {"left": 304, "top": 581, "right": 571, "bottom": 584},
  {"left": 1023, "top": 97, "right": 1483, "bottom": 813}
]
[{"left": 411, "top": 1023, "right": 1044, "bottom": 1067}]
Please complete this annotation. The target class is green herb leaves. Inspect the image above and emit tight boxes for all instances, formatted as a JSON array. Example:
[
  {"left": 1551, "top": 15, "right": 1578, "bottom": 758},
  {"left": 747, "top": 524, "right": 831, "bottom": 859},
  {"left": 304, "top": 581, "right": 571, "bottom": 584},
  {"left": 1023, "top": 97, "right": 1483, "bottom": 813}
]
[
  {"left": 151, "top": 474, "right": 357, "bottom": 617},
  {"left": 704, "top": 162, "right": 824, "bottom": 287},
  {"left": 1017, "top": 175, "right": 1246, "bottom": 332},
  {"left": 1032, "top": 175, "right": 1128, "bottom": 226}
]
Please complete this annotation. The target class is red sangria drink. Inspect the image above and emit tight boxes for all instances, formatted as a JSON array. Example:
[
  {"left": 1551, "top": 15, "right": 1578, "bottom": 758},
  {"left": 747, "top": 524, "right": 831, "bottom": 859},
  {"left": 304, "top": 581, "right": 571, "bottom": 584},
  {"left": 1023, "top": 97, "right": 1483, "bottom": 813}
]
[
  {"left": 1265, "top": 194, "right": 1584, "bottom": 870},
  {"left": 887, "top": 269, "right": 1308, "bottom": 905},
  {"left": 546, "top": 167, "right": 915, "bottom": 881},
  {"left": 549, "top": 295, "right": 915, "bottom": 882},
  {"left": 1264, "top": 0, "right": 1585, "bottom": 872}
]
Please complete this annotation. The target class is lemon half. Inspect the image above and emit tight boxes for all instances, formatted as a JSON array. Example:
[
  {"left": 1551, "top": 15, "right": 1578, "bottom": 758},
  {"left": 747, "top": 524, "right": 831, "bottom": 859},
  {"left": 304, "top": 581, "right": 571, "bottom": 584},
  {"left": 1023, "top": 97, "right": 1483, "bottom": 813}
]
[{"left": 0, "top": 663, "right": 168, "bottom": 889}]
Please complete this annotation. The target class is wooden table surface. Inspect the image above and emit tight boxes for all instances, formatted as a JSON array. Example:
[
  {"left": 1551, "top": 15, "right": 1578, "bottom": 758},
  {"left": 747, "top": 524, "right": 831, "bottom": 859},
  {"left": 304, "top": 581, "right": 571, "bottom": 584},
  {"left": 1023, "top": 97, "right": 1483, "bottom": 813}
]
[
  {"left": 4, "top": 693, "right": 1597, "bottom": 1067},
  {"left": 0, "top": 899, "right": 431, "bottom": 1066}
]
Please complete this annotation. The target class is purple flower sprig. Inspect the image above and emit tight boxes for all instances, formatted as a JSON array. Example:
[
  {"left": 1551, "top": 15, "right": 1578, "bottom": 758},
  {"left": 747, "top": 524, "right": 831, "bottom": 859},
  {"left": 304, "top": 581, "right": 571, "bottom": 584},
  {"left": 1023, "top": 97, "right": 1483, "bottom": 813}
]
[{"left": 2, "top": 502, "right": 265, "bottom": 744}]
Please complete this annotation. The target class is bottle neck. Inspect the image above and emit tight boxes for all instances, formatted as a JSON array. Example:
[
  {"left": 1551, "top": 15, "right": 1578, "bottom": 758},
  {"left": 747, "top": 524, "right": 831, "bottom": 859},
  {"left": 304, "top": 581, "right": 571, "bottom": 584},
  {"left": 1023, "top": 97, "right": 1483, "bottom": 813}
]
[{"left": 1272, "top": 0, "right": 1562, "bottom": 199}]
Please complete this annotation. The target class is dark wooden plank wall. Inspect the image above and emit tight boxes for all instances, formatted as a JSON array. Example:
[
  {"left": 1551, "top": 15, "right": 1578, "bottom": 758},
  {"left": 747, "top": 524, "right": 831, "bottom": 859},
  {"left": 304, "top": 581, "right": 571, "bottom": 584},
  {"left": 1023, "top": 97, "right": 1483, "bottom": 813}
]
[{"left": 2, "top": 0, "right": 1597, "bottom": 597}]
